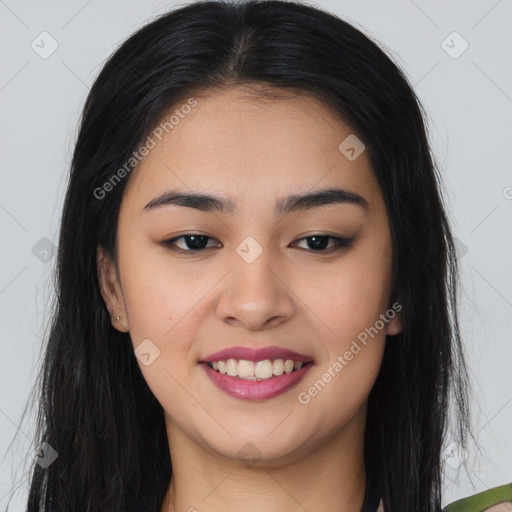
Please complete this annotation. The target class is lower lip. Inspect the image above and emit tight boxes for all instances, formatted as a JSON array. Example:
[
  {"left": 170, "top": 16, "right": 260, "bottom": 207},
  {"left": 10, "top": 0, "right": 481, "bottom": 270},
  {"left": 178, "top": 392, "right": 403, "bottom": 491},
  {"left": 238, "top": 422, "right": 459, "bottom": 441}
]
[{"left": 201, "top": 362, "right": 314, "bottom": 401}]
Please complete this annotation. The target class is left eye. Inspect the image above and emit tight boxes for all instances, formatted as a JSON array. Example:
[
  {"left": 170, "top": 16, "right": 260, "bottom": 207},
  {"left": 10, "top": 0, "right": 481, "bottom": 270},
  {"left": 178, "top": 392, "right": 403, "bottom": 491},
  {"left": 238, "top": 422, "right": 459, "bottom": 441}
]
[
  {"left": 292, "top": 235, "right": 353, "bottom": 251},
  {"left": 162, "top": 234, "right": 353, "bottom": 253}
]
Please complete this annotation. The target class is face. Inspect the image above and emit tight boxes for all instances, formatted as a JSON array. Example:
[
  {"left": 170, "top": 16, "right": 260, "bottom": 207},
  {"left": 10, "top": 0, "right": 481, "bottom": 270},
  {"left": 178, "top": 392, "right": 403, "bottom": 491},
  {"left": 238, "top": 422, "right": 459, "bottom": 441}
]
[{"left": 98, "top": 86, "right": 401, "bottom": 466}]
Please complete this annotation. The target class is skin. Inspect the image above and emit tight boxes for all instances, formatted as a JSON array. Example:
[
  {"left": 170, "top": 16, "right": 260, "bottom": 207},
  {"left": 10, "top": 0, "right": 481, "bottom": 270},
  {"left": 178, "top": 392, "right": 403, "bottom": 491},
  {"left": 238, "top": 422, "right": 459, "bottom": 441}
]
[{"left": 97, "top": 85, "right": 402, "bottom": 512}]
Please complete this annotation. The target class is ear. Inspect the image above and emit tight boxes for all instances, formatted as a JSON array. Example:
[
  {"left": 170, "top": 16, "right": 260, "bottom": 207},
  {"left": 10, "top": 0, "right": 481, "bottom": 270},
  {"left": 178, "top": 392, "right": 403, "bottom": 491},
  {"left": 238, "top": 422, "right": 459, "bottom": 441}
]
[{"left": 96, "top": 246, "right": 129, "bottom": 333}]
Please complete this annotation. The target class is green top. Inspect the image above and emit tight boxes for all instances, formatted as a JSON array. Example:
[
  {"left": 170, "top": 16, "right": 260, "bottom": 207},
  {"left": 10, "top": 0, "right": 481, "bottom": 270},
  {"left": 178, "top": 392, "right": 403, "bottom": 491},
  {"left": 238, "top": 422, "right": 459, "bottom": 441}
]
[{"left": 443, "top": 482, "right": 512, "bottom": 512}]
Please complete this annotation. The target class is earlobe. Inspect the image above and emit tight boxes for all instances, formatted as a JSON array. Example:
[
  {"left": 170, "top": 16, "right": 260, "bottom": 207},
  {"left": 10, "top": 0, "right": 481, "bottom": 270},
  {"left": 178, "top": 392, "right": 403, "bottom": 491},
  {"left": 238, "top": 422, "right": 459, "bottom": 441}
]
[
  {"left": 386, "top": 313, "right": 402, "bottom": 336},
  {"left": 96, "top": 246, "right": 130, "bottom": 333}
]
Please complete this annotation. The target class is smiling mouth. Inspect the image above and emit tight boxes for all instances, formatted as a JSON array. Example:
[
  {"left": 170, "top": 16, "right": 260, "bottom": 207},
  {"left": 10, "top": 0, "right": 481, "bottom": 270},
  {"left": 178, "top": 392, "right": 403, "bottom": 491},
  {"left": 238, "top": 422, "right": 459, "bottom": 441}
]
[{"left": 205, "top": 358, "right": 314, "bottom": 381}]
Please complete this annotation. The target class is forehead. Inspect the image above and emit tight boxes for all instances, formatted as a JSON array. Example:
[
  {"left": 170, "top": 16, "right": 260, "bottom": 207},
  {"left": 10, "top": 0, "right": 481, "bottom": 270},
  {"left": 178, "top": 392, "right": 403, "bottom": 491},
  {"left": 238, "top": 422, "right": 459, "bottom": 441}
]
[{"left": 122, "top": 86, "right": 383, "bottom": 214}]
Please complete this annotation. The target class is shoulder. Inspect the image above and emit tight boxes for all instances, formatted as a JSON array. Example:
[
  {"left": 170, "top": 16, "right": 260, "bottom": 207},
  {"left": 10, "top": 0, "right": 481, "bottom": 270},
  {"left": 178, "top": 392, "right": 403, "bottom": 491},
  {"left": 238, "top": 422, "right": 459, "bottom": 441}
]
[{"left": 443, "top": 482, "right": 512, "bottom": 512}]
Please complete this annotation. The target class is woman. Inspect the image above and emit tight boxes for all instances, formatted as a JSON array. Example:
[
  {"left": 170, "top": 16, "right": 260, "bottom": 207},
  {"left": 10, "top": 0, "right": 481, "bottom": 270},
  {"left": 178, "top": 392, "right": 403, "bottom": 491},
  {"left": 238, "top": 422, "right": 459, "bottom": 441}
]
[{"left": 20, "top": 1, "right": 511, "bottom": 511}]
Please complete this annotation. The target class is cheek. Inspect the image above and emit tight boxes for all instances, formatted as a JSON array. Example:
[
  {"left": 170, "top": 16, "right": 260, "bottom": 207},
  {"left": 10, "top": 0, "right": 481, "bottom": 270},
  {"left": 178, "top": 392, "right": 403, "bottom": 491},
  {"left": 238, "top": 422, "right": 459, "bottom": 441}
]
[
  {"left": 294, "top": 250, "right": 390, "bottom": 426},
  {"left": 298, "top": 240, "right": 392, "bottom": 350},
  {"left": 117, "top": 244, "right": 232, "bottom": 398},
  {"left": 118, "top": 237, "right": 209, "bottom": 336},
  {"left": 117, "top": 254, "right": 209, "bottom": 420}
]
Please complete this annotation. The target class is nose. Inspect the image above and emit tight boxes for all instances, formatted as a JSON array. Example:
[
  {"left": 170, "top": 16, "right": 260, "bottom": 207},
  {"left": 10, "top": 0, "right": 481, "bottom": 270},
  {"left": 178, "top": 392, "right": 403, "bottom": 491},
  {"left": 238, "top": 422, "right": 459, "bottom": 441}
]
[{"left": 215, "top": 245, "right": 296, "bottom": 331}]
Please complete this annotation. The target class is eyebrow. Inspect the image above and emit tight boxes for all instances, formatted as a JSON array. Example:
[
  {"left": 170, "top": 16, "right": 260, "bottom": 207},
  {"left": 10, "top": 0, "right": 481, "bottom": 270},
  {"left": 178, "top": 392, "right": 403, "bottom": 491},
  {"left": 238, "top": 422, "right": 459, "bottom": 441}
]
[{"left": 143, "top": 187, "right": 368, "bottom": 215}]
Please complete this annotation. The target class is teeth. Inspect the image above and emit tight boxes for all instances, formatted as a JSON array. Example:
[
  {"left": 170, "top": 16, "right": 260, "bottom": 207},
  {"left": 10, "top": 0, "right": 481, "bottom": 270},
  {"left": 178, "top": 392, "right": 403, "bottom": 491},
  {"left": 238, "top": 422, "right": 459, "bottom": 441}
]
[
  {"left": 238, "top": 360, "right": 255, "bottom": 378},
  {"left": 255, "top": 360, "right": 273, "bottom": 379},
  {"left": 208, "top": 358, "right": 306, "bottom": 380},
  {"left": 272, "top": 359, "right": 284, "bottom": 376},
  {"left": 226, "top": 358, "right": 237, "bottom": 377}
]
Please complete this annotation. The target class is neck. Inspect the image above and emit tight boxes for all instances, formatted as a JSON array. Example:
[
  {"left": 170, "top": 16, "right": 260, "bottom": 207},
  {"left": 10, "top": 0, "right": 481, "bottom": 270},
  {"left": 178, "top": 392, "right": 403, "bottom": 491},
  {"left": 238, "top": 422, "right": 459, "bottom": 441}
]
[{"left": 161, "top": 410, "right": 368, "bottom": 512}]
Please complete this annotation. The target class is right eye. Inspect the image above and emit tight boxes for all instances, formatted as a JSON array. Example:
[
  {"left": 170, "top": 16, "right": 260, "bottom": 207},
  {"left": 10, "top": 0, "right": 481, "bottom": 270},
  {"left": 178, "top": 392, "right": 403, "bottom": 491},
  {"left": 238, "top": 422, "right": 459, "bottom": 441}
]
[{"left": 161, "top": 234, "right": 222, "bottom": 252}]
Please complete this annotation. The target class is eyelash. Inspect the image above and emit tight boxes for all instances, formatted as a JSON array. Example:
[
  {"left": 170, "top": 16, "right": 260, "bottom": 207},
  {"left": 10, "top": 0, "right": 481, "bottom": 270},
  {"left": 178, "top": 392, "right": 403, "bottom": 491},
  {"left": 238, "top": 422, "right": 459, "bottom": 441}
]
[{"left": 161, "top": 234, "right": 354, "bottom": 254}]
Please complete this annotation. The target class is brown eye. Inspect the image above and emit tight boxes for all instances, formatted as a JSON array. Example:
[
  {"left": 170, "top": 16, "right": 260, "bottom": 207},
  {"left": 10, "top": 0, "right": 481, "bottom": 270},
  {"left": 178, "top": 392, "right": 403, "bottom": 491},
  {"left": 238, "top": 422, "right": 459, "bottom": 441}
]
[
  {"left": 293, "top": 235, "right": 354, "bottom": 252},
  {"left": 162, "top": 234, "right": 222, "bottom": 252}
]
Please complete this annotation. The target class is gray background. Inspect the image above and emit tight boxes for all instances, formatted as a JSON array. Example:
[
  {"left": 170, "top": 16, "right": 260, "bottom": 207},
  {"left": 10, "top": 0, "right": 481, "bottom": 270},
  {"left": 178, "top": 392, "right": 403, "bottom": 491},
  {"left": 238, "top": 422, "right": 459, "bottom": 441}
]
[{"left": 1, "top": 0, "right": 511, "bottom": 509}]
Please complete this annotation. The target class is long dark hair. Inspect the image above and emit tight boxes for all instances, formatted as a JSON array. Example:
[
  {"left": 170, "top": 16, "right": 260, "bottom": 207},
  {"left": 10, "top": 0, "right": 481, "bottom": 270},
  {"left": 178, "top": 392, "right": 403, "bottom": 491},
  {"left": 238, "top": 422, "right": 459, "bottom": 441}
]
[{"left": 15, "top": 1, "right": 471, "bottom": 511}]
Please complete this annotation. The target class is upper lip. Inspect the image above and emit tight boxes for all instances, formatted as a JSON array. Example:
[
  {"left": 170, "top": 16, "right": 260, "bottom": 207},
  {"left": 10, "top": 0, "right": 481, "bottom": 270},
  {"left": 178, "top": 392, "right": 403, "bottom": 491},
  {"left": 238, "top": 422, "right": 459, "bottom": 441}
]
[{"left": 200, "top": 346, "right": 314, "bottom": 363}]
